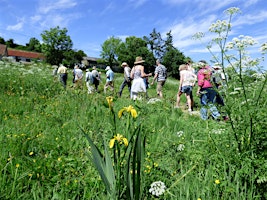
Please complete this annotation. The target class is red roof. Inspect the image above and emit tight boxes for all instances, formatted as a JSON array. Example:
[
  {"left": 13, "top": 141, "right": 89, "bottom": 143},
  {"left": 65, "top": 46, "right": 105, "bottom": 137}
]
[{"left": 7, "top": 49, "right": 45, "bottom": 59}]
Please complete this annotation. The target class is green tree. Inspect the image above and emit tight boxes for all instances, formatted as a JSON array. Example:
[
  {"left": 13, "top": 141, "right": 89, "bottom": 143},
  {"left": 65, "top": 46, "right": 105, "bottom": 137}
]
[
  {"left": 62, "top": 49, "right": 86, "bottom": 67},
  {"left": 161, "top": 31, "right": 188, "bottom": 79},
  {"left": 26, "top": 37, "right": 41, "bottom": 52},
  {"left": 143, "top": 28, "right": 164, "bottom": 59},
  {"left": 0, "top": 37, "right": 5, "bottom": 44},
  {"left": 100, "top": 36, "right": 122, "bottom": 67},
  {"left": 6, "top": 39, "right": 17, "bottom": 48},
  {"left": 41, "top": 26, "right": 73, "bottom": 65},
  {"left": 118, "top": 36, "right": 155, "bottom": 72}
]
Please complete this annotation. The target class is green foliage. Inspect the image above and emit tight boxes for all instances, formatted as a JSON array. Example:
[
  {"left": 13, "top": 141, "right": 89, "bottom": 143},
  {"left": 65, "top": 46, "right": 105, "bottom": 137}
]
[
  {"left": 41, "top": 26, "right": 73, "bottom": 65},
  {"left": 100, "top": 36, "right": 122, "bottom": 67}
]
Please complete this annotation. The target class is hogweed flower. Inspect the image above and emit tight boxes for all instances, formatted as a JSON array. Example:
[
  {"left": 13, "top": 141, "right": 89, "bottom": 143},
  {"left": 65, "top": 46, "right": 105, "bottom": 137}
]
[
  {"left": 149, "top": 181, "right": 166, "bottom": 197},
  {"left": 109, "top": 134, "right": 128, "bottom": 148},
  {"left": 118, "top": 105, "right": 137, "bottom": 118},
  {"left": 260, "top": 42, "right": 267, "bottom": 54}
]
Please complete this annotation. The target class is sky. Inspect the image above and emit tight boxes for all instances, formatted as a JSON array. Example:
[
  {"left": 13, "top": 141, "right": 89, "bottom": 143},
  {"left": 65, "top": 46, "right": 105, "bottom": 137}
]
[{"left": 0, "top": 0, "right": 267, "bottom": 69}]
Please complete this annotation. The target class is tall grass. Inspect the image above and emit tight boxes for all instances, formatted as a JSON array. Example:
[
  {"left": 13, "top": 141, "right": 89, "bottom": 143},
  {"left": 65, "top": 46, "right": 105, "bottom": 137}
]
[{"left": 1, "top": 59, "right": 265, "bottom": 199}]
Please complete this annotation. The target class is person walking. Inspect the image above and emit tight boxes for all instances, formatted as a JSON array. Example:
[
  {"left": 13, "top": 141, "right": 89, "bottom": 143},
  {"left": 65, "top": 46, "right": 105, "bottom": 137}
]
[
  {"left": 104, "top": 66, "right": 115, "bottom": 94},
  {"left": 91, "top": 66, "right": 100, "bottom": 92},
  {"left": 57, "top": 64, "right": 68, "bottom": 89},
  {"left": 151, "top": 59, "right": 167, "bottom": 98},
  {"left": 130, "top": 56, "right": 152, "bottom": 100},
  {"left": 118, "top": 62, "right": 131, "bottom": 97},
  {"left": 196, "top": 60, "right": 220, "bottom": 120},
  {"left": 73, "top": 65, "right": 83, "bottom": 89},
  {"left": 85, "top": 68, "right": 94, "bottom": 94},
  {"left": 175, "top": 64, "right": 197, "bottom": 113}
]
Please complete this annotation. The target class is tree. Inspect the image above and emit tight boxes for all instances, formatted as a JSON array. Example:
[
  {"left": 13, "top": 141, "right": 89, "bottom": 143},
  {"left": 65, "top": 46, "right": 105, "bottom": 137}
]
[
  {"left": 143, "top": 28, "right": 164, "bottom": 59},
  {"left": 100, "top": 36, "right": 122, "bottom": 67},
  {"left": 0, "top": 37, "right": 5, "bottom": 44},
  {"left": 117, "top": 36, "right": 155, "bottom": 72},
  {"left": 62, "top": 49, "right": 86, "bottom": 67},
  {"left": 6, "top": 39, "right": 17, "bottom": 48},
  {"left": 26, "top": 37, "right": 41, "bottom": 52},
  {"left": 41, "top": 26, "right": 73, "bottom": 65},
  {"left": 161, "top": 31, "right": 188, "bottom": 79}
]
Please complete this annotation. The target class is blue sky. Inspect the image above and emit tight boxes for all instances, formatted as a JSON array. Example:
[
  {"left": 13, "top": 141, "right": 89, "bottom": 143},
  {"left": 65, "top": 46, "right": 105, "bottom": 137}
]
[{"left": 0, "top": 0, "right": 267, "bottom": 68}]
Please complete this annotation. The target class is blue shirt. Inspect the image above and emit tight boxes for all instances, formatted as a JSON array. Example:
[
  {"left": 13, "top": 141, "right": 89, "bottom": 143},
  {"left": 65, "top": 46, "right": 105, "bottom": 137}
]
[{"left": 106, "top": 69, "right": 114, "bottom": 82}]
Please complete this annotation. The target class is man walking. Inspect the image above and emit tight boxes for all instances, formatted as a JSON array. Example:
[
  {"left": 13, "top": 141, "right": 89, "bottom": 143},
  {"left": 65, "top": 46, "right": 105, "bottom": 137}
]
[
  {"left": 118, "top": 62, "right": 131, "bottom": 97},
  {"left": 57, "top": 64, "right": 68, "bottom": 89},
  {"left": 104, "top": 66, "right": 115, "bottom": 94},
  {"left": 151, "top": 59, "right": 167, "bottom": 98}
]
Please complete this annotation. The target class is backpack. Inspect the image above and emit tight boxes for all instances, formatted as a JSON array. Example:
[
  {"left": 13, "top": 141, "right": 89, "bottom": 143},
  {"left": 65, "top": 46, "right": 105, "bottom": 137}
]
[{"left": 161, "top": 65, "right": 167, "bottom": 80}]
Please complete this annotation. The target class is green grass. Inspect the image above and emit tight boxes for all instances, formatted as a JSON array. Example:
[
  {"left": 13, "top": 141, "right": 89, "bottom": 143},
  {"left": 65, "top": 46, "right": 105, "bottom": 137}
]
[{"left": 0, "top": 61, "right": 266, "bottom": 199}]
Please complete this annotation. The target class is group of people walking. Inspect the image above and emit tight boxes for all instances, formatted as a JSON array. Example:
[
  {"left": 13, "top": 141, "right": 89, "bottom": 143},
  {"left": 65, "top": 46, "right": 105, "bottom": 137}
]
[{"left": 56, "top": 56, "right": 227, "bottom": 121}]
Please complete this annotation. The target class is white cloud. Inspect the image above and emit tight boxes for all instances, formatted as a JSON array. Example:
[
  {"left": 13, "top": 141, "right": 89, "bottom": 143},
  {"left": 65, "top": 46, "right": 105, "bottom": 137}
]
[
  {"left": 38, "top": 0, "right": 77, "bottom": 14},
  {"left": 31, "top": 15, "right": 42, "bottom": 23},
  {"left": 6, "top": 21, "right": 24, "bottom": 31}
]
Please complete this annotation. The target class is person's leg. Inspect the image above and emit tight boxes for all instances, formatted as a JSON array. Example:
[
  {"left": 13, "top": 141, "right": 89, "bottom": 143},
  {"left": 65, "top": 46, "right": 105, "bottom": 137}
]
[
  {"left": 185, "top": 93, "right": 192, "bottom": 111},
  {"left": 209, "top": 104, "right": 221, "bottom": 120},
  {"left": 190, "top": 90, "right": 194, "bottom": 110},
  {"left": 175, "top": 91, "right": 182, "bottom": 107},
  {"left": 157, "top": 82, "right": 163, "bottom": 98},
  {"left": 118, "top": 79, "right": 126, "bottom": 97},
  {"left": 200, "top": 93, "right": 208, "bottom": 120}
]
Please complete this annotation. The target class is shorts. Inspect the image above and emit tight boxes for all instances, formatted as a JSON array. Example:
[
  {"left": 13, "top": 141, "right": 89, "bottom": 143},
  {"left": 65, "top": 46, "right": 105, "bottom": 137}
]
[
  {"left": 181, "top": 86, "right": 192, "bottom": 95},
  {"left": 157, "top": 81, "right": 165, "bottom": 93}
]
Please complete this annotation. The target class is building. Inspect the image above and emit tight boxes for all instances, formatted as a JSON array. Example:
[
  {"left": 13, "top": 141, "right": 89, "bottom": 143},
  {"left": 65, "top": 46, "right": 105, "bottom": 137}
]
[{"left": 0, "top": 44, "right": 45, "bottom": 62}]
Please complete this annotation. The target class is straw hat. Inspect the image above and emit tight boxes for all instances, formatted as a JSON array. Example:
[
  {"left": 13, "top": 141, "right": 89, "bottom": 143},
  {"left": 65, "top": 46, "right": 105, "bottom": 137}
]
[
  {"left": 134, "top": 56, "right": 145, "bottom": 64},
  {"left": 121, "top": 62, "right": 128, "bottom": 67}
]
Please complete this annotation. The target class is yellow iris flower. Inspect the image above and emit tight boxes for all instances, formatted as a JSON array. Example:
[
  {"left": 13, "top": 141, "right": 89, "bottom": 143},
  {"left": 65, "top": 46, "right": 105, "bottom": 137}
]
[
  {"left": 118, "top": 105, "right": 137, "bottom": 118},
  {"left": 106, "top": 96, "right": 113, "bottom": 109},
  {"left": 109, "top": 134, "right": 129, "bottom": 148}
]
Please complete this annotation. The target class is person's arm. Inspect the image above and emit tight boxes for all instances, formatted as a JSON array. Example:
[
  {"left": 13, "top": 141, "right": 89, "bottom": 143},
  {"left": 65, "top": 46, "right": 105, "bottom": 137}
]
[
  {"left": 130, "top": 67, "right": 135, "bottom": 79},
  {"left": 196, "top": 71, "right": 204, "bottom": 96},
  {"left": 179, "top": 73, "right": 184, "bottom": 91}
]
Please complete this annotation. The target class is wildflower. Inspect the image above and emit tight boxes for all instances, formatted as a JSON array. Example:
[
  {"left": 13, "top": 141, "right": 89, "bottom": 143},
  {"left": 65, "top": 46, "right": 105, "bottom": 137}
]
[
  {"left": 106, "top": 96, "right": 113, "bottom": 109},
  {"left": 29, "top": 152, "right": 34, "bottom": 156},
  {"left": 197, "top": 198, "right": 202, "bottom": 200},
  {"left": 109, "top": 134, "right": 128, "bottom": 148},
  {"left": 16, "top": 164, "right": 20, "bottom": 168},
  {"left": 118, "top": 105, "right": 137, "bottom": 118},
  {"left": 58, "top": 157, "right": 61, "bottom": 162},
  {"left": 177, "top": 144, "right": 185, "bottom": 151},
  {"left": 176, "top": 131, "right": 184, "bottom": 137},
  {"left": 149, "top": 181, "right": 166, "bottom": 197},
  {"left": 215, "top": 179, "right": 220, "bottom": 184}
]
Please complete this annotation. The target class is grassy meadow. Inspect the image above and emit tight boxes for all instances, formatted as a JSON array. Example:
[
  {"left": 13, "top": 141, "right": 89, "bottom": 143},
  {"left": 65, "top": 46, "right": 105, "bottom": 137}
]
[{"left": 0, "top": 61, "right": 266, "bottom": 199}]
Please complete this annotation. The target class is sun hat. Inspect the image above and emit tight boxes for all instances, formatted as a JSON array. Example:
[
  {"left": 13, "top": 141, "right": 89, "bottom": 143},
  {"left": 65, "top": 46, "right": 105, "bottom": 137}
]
[
  {"left": 134, "top": 56, "right": 145, "bottom": 64},
  {"left": 213, "top": 64, "right": 222, "bottom": 69},
  {"left": 105, "top": 66, "right": 111, "bottom": 70},
  {"left": 121, "top": 62, "right": 128, "bottom": 67}
]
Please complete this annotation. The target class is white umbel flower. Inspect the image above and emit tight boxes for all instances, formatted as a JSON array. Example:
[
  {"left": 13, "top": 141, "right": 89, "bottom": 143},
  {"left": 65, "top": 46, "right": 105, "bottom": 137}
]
[{"left": 149, "top": 181, "right": 166, "bottom": 197}]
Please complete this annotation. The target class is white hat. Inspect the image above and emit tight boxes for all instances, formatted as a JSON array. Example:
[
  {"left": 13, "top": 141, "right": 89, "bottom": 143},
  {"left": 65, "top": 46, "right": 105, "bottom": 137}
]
[
  {"left": 213, "top": 65, "right": 222, "bottom": 69},
  {"left": 105, "top": 66, "right": 111, "bottom": 70}
]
